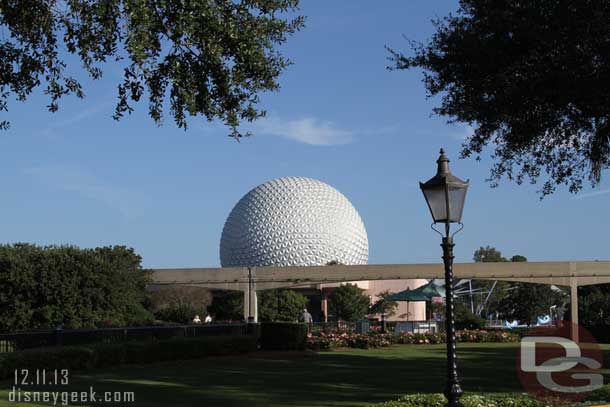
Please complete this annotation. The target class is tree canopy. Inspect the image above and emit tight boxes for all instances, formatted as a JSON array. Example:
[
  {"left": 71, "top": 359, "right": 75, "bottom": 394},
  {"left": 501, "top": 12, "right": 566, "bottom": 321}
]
[
  {"left": 389, "top": 0, "right": 610, "bottom": 196},
  {"left": 466, "top": 246, "right": 528, "bottom": 317},
  {"left": 149, "top": 285, "right": 212, "bottom": 324},
  {"left": 473, "top": 246, "right": 507, "bottom": 263},
  {"left": 369, "top": 290, "right": 398, "bottom": 319},
  {"left": 578, "top": 284, "right": 610, "bottom": 327},
  {"left": 0, "top": 243, "right": 152, "bottom": 330},
  {"left": 0, "top": 0, "right": 304, "bottom": 137},
  {"left": 258, "top": 289, "right": 308, "bottom": 322},
  {"left": 328, "top": 283, "right": 370, "bottom": 322},
  {"left": 207, "top": 290, "right": 243, "bottom": 321},
  {"left": 498, "top": 282, "right": 565, "bottom": 325}
]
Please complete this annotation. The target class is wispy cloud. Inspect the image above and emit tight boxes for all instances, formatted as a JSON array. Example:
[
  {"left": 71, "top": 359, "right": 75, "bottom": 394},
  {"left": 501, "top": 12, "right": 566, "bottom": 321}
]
[
  {"left": 41, "top": 101, "right": 112, "bottom": 139},
  {"left": 204, "top": 114, "right": 395, "bottom": 145},
  {"left": 23, "top": 165, "right": 143, "bottom": 220},
  {"left": 251, "top": 115, "right": 354, "bottom": 146},
  {"left": 572, "top": 188, "right": 610, "bottom": 200},
  {"left": 448, "top": 124, "right": 474, "bottom": 141}
]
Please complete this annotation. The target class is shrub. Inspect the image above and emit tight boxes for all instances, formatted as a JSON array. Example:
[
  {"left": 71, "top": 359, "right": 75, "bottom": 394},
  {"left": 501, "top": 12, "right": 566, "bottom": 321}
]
[
  {"left": 455, "top": 314, "right": 486, "bottom": 330},
  {"left": 0, "top": 335, "right": 257, "bottom": 379},
  {"left": 155, "top": 303, "right": 207, "bottom": 325},
  {"left": 208, "top": 291, "right": 244, "bottom": 321},
  {"left": 258, "top": 289, "right": 308, "bottom": 322},
  {"left": 92, "top": 342, "right": 127, "bottom": 367},
  {"left": 328, "top": 283, "right": 371, "bottom": 321},
  {"left": 369, "top": 393, "right": 550, "bottom": 407},
  {"left": 586, "top": 383, "right": 610, "bottom": 403},
  {"left": 260, "top": 322, "right": 307, "bottom": 350},
  {"left": 123, "top": 340, "right": 160, "bottom": 364},
  {"left": 0, "top": 346, "right": 96, "bottom": 379}
]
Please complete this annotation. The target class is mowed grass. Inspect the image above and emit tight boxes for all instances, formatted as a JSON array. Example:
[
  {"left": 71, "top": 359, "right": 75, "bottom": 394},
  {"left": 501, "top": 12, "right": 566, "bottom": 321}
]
[{"left": 0, "top": 343, "right": 609, "bottom": 407}]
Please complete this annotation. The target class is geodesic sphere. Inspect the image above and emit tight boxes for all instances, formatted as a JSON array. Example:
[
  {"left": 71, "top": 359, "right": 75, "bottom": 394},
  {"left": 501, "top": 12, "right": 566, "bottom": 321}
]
[{"left": 220, "top": 176, "right": 368, "bottom": 267}]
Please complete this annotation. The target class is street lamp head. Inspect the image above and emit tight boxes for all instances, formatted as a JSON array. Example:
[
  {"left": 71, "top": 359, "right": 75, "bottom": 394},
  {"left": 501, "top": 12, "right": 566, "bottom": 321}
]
[{"left": 419, "top": 148, "right": 469, "bottom": 226}]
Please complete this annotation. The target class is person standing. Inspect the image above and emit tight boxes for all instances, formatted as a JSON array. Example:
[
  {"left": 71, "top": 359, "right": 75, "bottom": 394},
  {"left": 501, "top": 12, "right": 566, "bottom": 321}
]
[{"left": 301, "top": 308, "right": 313, "bottom": 331}]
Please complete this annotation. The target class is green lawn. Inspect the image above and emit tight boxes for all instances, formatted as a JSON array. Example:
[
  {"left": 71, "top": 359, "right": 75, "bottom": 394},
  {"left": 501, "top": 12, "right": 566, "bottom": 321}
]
[{"left": 1, "top": 343, "right": 609, "bottom": 407}]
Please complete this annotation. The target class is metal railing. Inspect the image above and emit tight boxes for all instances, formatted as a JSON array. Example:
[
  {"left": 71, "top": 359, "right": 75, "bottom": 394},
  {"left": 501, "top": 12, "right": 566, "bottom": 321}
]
[
  {"left": 0, "top": 323, "right": 249, "bottom": 353},
  {"left": 310, "top": 321, "right": 357, "bottom": 333},
  {"left": 484, "top": 320, "right": 505, "bottom": 328},
  {"left": 310, "top": 320, "right": 445, "bottom": 334}
]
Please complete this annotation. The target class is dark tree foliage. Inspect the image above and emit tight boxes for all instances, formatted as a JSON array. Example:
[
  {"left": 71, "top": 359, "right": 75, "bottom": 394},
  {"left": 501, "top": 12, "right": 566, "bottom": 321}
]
[
  {"left": 207, "top": 290, "right": 243, "bottom": 321},
  {"left": 510, "top": 254, "right": 527, "bottom": 263},
  {"left": 0, "top": 243, "right": 152, "bottom": 330},
  {"left": 369, "top": 290, "right": 398, "bottom": 318},
  {"left": 328, "top": 283, "right": 370, "bottom": 322},
  {"left": 467, "top": 247, "right": 527, "bottom": 317},
  {"left": 498, "top": 282, "right": 565, "bottom": 325},
  {"left": 389, "top": 0, "right": 610, "bottom": 196},
  {"left": 149, "top": 285, "right": 212, "bottom": 324},
  {"left": 258, "top": 289, "right": 308, "bottom": 322},
  {"left": 467, "top": 246, "right": 506, "bottom": 315},
  {"left": 454, "top": 301, "right": 486, "bottom": 330},
  {"left": 0, "top": 0, "right": 304, "bottom": 137},
  {"left": 473, "top": 246, "right": 507, "bottom": 263},
  {"left": 578, "top": 284, "right": 610, "bottom": 327}
]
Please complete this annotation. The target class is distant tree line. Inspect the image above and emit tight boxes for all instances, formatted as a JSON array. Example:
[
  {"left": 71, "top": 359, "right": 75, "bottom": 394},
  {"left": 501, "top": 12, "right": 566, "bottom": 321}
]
[
  {"left": 206, "top": 289, "right": 309, "bottom": 323},
  {"left": 6, "top": 242, "right": 602, "bottom": 330},
  {"left": 457, "top": 246, "right": 579, "bottom": 327},
  {"left": 148, "top": 285, "right": 212, "bottom": 324}
]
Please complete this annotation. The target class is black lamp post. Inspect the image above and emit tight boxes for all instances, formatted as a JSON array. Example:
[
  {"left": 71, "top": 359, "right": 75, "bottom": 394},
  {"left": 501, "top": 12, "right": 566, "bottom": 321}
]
[{"left": 420, "top": 148, "right": 469, "bottom": 407}]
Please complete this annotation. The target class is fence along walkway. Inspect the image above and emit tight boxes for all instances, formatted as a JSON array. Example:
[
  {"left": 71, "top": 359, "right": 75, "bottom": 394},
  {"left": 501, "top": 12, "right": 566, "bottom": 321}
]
[{"left": 0, "top": 323, "right": 248, "bottom": 353}]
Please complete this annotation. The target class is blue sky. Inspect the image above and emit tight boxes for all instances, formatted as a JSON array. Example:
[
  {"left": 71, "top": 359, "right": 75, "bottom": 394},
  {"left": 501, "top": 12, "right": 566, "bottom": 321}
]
[{"left": 1, "top": 1, "right": 608, "bottom": 268}]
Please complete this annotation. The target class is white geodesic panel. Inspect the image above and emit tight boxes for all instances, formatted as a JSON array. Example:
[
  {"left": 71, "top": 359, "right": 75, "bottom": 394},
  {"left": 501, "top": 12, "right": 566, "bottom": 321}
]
[{"left": 220, "top": 177, "right": 368, "bottom": 267}]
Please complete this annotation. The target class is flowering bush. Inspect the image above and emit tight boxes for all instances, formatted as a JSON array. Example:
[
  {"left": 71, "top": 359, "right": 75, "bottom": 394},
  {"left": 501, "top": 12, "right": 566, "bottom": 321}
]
[
  {"left": 456, "top": 329, "right": 518, "bottom": 343},
  {"left": 306, "top": 329, "right": 519, "bottom": 350},
  {"left": 393, "top": 332, "right": 445, "bottom": 345}
]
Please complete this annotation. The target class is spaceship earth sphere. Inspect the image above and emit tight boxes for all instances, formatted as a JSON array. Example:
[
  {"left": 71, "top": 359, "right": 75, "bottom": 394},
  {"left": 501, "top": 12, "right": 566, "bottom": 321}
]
[{"left": 220, "top": 177, "right": 369, "bottom": 267}]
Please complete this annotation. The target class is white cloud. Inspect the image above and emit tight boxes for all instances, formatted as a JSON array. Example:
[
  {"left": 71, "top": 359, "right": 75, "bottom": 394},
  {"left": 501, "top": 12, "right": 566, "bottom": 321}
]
[
  {"left": 572, "top": 188, "right": 610, "bottom": 200},
  {"left": 23, "top": 165, "right": 143, "bottom": 220},
  {"left": 252, "top": 115, "right": 354, "bottom": 146}
]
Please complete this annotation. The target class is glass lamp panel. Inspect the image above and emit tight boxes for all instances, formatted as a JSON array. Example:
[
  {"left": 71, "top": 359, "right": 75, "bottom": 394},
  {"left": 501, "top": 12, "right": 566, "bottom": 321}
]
[
  {"left": 422, "top": 185, "right": 448, "bottom": 222},
  {"left": 447, "top": 184, "right": 468, "bottom": 222}
]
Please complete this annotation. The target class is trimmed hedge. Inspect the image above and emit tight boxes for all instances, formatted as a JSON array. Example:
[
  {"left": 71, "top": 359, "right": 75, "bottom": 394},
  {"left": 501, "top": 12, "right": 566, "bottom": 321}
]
[
  {"left": 0, "top": 335, "right": 256, "bottom": 379},
  {"left": 369, "top": 394, "right": 550, "bottom": 407},
  {"left": 260, "top": 322, "right": 307, "bottom": 351}
]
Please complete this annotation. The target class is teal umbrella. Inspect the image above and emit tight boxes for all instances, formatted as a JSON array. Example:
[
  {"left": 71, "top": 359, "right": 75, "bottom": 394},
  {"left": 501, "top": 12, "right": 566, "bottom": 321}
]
[
  {"left": 386, "top": 280, "right": 446, "bottom": 321},
  {"left": 386, "top": 280, "right": 445, "bottom": 302},
  {"left": 417, "top": 280, "right": 446, "bottom": 299},
  {"left": 386, "top": 289, "right": 430, "bottom": 302}
]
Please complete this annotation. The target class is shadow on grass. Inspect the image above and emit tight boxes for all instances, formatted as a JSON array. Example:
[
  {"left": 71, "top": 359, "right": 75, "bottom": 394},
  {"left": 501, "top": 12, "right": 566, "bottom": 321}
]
[{"left": 0, "top": 343, "right": 606, "bottom": 407}]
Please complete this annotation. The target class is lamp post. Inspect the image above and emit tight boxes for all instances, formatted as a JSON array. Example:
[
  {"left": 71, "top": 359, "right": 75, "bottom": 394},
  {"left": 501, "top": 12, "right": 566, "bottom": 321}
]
[{"left": 420, "top": 149, "right": 469, "bottom": 407}]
